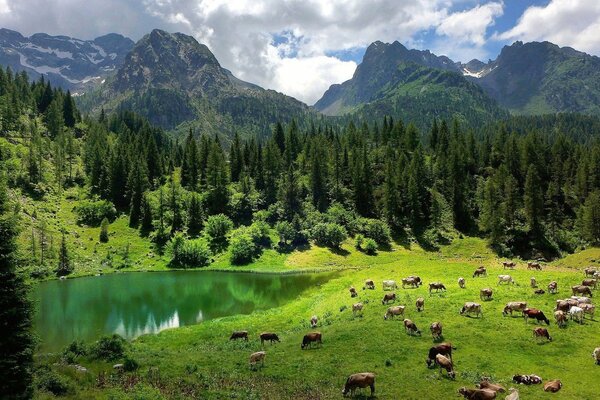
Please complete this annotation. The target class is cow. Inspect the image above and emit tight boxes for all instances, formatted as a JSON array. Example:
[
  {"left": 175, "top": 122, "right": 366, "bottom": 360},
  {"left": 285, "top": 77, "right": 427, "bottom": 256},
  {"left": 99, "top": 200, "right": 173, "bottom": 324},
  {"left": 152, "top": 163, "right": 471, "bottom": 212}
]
[
  {"left": 460, "top": 302, "right": 482, "bottom": 318},
  {"left": 498, "top": 275, "right": 515, "bottom": 285},
  {"left": 584, "top": 267, "right": 597, "bottom": 277},
  {"left": 383, "top": 280, "right": 398, "bottom": 290},
  {"left": 352, "top": 302, "right": 364, "bottom": 315},
  {"left": 548, "top": 281, "right": 558, "bottom": 294},
  {"left": 572, "top": 285, "right": 593, "bottom": 297},
  {"left": 384, "top": 305, "right": 405, "bottom": 320},
  {"left": 543, "top": 380, "right": 562, "bottom": 393},
  {"left": 554, "top": 310, "right": 567, "bottom": 327},
  {"left": 503, "top": 302, "right": 527, "bottom": 316},
  {"left": 582, "top": 279, "right": 597, "bottom": 289},
  {"left": 458, "top": 387, "right": 497, "bottom": 400},
  {"left": 403, "top": 318, "right": 421, "bottom": 336},
  {"left": 523, "top": 308, "right": 550, "bottom": 325},
  {"left": 430, "top": 322, "right": 443, "bottom": 340},
  {"left": 301, "top": 332, "right": 322, "bottom": 349},
  {"left": 458, "top": 277, "right": 466, "bottom": 289},
  {"left": 382, "top": 292, "right": 396, "bottom": 305},
  {"left": 571, "top": 296, "right": 592, "bottom": 304},
  {"left": 556, "top": 298, "right": 578, "bottom": 312},
  {"left": 595, "top": 271, "right": 600, "bottom": 279},
  {"left": 503, "top": 261, "right": 516, "bottom": 270},
  {"left": 310, "top": 315, "right": 318, "bottom": 328},
  {"left": 260, "top": 332, "right": 280, "bottom": 345},
  {"left": 402, "top": 277, "right": 419, "bottom": 288},
  {"left": 593, "top": 347, "right": 600, "bottom": 365},
  {"left": 569, "top": 306, "right": 584, "bottom": 324},
  {"left": 416, "top": 297, "right": 425, "bottom": 312},
  {"left": 249, "top": 351, "right": 266, "bottom": 369},
  {"left": 530, "top": 277, "right": 537, "bottom": 288},
  {"left": 342, "top": 372, "right": 375, "bottom": 397},
  {"left": 363, "top": 279, "right": 375, "bottom": 290},
  {"left": 435, "top": 354, "right": 455, "bottom": 379},
  {"left": 478, "top": 380, "right": 506, "bottom": 393},
  {"left": 534, "top": 289, "right": 545, "bottom": 295},
  {"left": 426, "top": 342, "right": 455, "bottom": 367},
  {"left": 408, "top": 276, "right": 423, "bottom": 286},
  {"left": 513, "top": 374, "right": 542, "bottom": 385},
  {"left": 429, "top": 282, "right": 446, "bottom": 294},
  {"left": 473, "top": 266, "right": 487, "bottom": 278},
  {"left": 580, "top": 303, "right": 595, "bottom": 319},
  {"left": 349, "top": 286, "right": 358, "bottom": 298},
  {"left": 533, "top": 327, "right": 552, "bottom": 341},
  {"left": 505, "top": 388, "right": 519, "bottom": 400},
  {"left": 480, "top": 288, "right": 493, "bottom": 301},
  {"left": 230, "top": 330, "right": 248, "bottom": 341},
  {"left": 527, "top": 262, "right": 542, "bottom": 271}
]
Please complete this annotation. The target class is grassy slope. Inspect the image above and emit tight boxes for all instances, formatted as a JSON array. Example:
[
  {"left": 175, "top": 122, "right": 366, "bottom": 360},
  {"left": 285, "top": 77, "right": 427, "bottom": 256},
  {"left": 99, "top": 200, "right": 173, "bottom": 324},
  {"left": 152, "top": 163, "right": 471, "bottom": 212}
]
[{"left": 35, "top": 236, "right": 600, "bottom": 400}]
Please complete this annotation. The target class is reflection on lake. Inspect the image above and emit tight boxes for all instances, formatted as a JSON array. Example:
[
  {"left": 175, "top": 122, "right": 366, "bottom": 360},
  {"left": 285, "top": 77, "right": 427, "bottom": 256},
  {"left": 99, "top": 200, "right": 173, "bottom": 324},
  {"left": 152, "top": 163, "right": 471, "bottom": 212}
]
[{"left": 33, "top": 270, "right": 336, "bottom": 351}]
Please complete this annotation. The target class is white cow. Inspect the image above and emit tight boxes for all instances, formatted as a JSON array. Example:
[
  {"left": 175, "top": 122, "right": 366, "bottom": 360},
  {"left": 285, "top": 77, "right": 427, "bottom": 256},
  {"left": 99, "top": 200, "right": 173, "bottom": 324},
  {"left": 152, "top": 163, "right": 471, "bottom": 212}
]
[
  {"left": 384, "top": 305, "right": 405, "bottom": 320},
  {"left": 383, "top": 280, "right": 398, "bottom": 291},
  {"left": 571, "top": 296, "right": 592, "bottom": 304},
  {"left": 569, "top": 306, "right": 584, "bottom": 324},
  {"left": 460, "top": 302, "right": 482, "bottom": 318},
  {"left": 498, "top": 275, "right": 515, "bottom": 285}
]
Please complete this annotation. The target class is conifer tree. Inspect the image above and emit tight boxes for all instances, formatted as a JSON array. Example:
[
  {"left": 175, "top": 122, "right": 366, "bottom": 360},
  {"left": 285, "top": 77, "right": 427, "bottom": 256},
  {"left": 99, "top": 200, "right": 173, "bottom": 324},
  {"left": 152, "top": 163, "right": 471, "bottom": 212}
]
[
  {"left": 187, "top": 193, "right": 204, "bottom": 237},
  {"left": 524, "top": 165, "right": 543, "bottom": 233},
  {"left": 128, "top": 157, "right": 149, "bottom": 227}
]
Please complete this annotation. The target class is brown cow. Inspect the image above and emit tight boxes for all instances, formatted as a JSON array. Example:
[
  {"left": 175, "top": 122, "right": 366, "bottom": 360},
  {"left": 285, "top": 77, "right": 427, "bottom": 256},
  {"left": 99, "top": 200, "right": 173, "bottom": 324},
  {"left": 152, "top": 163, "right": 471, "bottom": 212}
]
[
  {"left": 523, "top": 308, "right": 550, "bottom": 325},
  {"left": 249, "top": 351, "right": 266, "bottom": 369},
  {"left": 435, "top": 354, "right": 455, "bottom": 379},
  {"left": 460, "top": 302, "right": 482, "bottom": 318},
  {"left": 260, "top": 332, "right": 280, "bottom": 345},
  {"left": 543, "top": 380, "right": 562, "bottom": 393},
  {"left": 402, "top": 277, "right": 419, "bottom": 288},
  {"left": 480, "top": 288, "right": 493, "bottom": 301},
  {"left": 301, "top": 332, "right": 322, "bottom": 349},
  {"left": 582, "top": 279, "right": 597, "bottom": 289},
  {"left": 478, "top": 380, "right": 506, "bottom": 393},
  {"left": 363, "top": 279, "right": 375, "bottom": 290},
  {"left": 429, "top": 282, "right": 446, "bottom": 294},
  {"left": 342, "top": 372, "right": 375, "bottom": 397},
  {"left": 555, "top": 299, "right": 578, "bottom": 312},
  {"left": 533, "top": 327, "right": 552, "bottom": 341},
  {"left": 352, "top": 302, "right": 364, "bottom": 315},
  {"left": 572, "top": 285, "right": 593, "bottom": 297},
  {"left": 349, "top": 286, "right": 358, "bottom": 298},
  {"left": 430, "top": 322, "right": 443, "bottom": 340},
  {"left": 530, "top": 277, "right": 537, "bottom": 288},
  {"left": 503, "top": 261, "right": 516, "bottom": 270},
  {"left": 473, "top": 266, "right": 487, "bottom": 278},
  {"left": 404, "top": 318, "right": 421, "bottom": 336},
  {"left": 554, "top": 310, "right": 567, "bottom": 327},
  {"left": 416, "top": 297, "right": 425, "bottom": 312},
  {"left": 408, "top": 275, "right": 423, "bottom": 286},
  {"left": 548, "top": 281, "right": 558, "bottom": 294},
  {"left": 527, "top": 262, "right": 542, "bottom": 270},
  {"left": 384, "top": 305, "right": 405, "bottom": 320},
  {"left": 503, "top": 302, "right": 527, "bottom": 316},
  {"left": 230, "top": 330, "right": 248, "bottom": 341},
  {"left": 382, "top": 292, "right": 396, "bottom": 305},
  {"left": 534, "top": 289, "right": 545, "bottom": 295},
  {"left": 458, "top": 277, "right": 466, "bottom": 289},
  {"left": 584, "top": 267, "right": 597, "bottom": 277},
  {"left": 426, "top": 342, "right": 455, "bottom": 367},
  {"left": 458, "top": 387, "right": 497, "bottom": 400},
  {"left": 580, "top": 303, "right": 596, "bottom": 319},
  {"left": 310, "top": 315, "right": 318, "bottom": 328}
]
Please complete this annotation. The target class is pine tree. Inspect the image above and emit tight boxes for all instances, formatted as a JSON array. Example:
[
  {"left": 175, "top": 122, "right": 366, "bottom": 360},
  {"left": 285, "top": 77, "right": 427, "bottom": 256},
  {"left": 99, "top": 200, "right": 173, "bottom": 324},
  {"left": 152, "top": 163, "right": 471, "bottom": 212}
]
[
  {"left": 56, "top": 231, "right": 72, "bottom": 276},
  {"left": 181, "top": 131, "right": 199, "bottom": 190},
  {"left": 273, "top": 122, "right": 285, "bottom": 154},
  {"left": 140, "top": 193, "right": 154, "bottom": 234},
  {"left": 310, "top": 142, "right": 328, "bottom": 211},
  {"left": 62, "top": 90, "right": 76, "bottom": 127},
  {"left": 524, "top": 165, "right": 543, "bottom": 233},
  {"left": 278, "top": 165, "right": 301, "bottom": 221},
  {"left": 187, "top": 193, "right": 204, "bottom": 237},
  {"left": 99, "top": 217, "right": 109, "bottom": 242},
  {"left": 580, "top": 190, "right": 600, "bottom": 245},
  {"left": 205, "top": 140, "right": 229, "bottom": 215},
  {"left": 229, "top": 132, "right": 243, "bottom": 182},
  {"left": 45, "top": 97, "right": 64, "bottom": 138},
  {"left": 170, "top": 177, "right": 183, "bottom": 234},
  {"left": 128, "top": 157, "right": 149, "bottom": 227}
]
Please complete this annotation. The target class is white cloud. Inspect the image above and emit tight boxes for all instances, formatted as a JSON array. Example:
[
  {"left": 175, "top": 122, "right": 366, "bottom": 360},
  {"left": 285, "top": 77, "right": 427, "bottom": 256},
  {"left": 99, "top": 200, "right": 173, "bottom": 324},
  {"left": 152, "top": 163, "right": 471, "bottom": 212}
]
[
  {"left": 437, "top": 2, "right": 503, "bottom": 46},
  {"left": 497, "top": 0, "right": 600, "bottom": 54}
]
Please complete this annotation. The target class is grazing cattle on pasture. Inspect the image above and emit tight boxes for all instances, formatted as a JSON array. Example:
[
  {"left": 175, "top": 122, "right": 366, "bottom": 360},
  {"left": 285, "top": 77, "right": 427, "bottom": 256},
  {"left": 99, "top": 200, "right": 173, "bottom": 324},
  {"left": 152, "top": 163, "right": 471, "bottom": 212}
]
[
  {"left": 435, "top": 354, "right": 455, "bottom": 379},
  {"left": 460, "top": 302, "right": 482, "bottom": 318},
  {"left": 416, "top": 297, "right": 425, "bottom": 312},
  {"left": 301, "top": 332, "right": 322, "bottom": 349},
  {"left": 554, "top": 310, "right": 567, "bottom": 327},
  {"left": 548, "top": 281, "right": 558, "bottom": 294},
  {"left": 408, "top": 275, "right": 423, "bottom": 286},
  {"left": 384, "top": 305, "right": 405, "bottom": 320},
  {"left": 249, "top": 351, "right": 266, "bottom": 369},
  {"left": 381, "top": 292, "right": 396, "bottom": 305},
  {"left": 429, "top": 282, "right": 446, "bottom": 294},
  {"left": 582, "top": 279, "right": 597, "bottom": 289},
  {"left": 473, "top": 266, "right": 487, "bottom": 278},
  {"left": 342, "top": 372, "right": 375, "bottom": 397},
  {"left": 593, "top": 347, "right": 600, "bottom": 365},
  {"left": 534, "top": 289, "right": 545, "bottom": 295},
  {"left": 503, "top": 302, "right": 527, "bottom": 316},
  {"left": 310, "top": 315, "right": 318, "bottom": 328},
  {"left": 580, "top": 303, "right": 595, "bottom": 319},
  {"left": 403, "top": 319, "right": 421, "bottom": 335},
  {"left": 426, "top": 342, "right": 455, "bottom": 367},
  {"left": 543, "top": 380, "right": 562, "bottom": 393},
  {"left": 480, "top": 288, "right": 493, "bottom": 301},
  {"left": 527, "top": 262, "right": 542, "bottom": 270},
  {"left": 513, "top": 374, "right": 542, "bottom": 385},
  {"left": 352, "top": 302, "right": 363, "bottom": 315},
  {"left": 260, "top": 332, "right": 280, "bottom": 345},
  {"left": 530, "top": 277, "right": 537, "bottom": 288},
  {"left": 505, "top": 388, "right": 519, "bottom": 400},
  {"left": 503, "top": 261, "right": 516, "bottom": 270},
  {"left": 402, "top": 277, "right": 419, "bottom": 288},
  {"left": 569, "top": 306, "right": 584, "bottom": 324},
  {"left": 430, "top": 321, "right": 443, "bottom": 340},
  {"left": 522, "top": 308, "right": 550, "bottom": 325},
  {"left": 349, "top": 286, "right": 358, "bottom": 298},
  {"left": 363, "top": 279, "right": 375, "bottom": 290},
  {"left": 478, "top": 380, "right": 506, "bottom": 393},
  {"left": 230, "top": 331, "right": 248, "bottom": 341},
  {"left": 556, "top": 298, "right": 578, "bottom": 312},
  {"left": 585, "top": 267, "right": 597, "bottom": 277},
  {"left": 571, "top": 295, "right": 592, "bottom": 304},
  {"left": 572, "top": 285, "right": 593, "bottom": 297},
  {"left": 383, "top": 280, "right": 398, "bottom": 291},
  {"left": 595, "top": 271, "right": 600, "bottom": 279},
  {"left": 533, "top": 327, "right": 552, "bottom": 341},
  {"left": 497, "top": 275, "right": 515, "bottom": 285},
  {"left": 458, "top": 277, "right": 466, "bottom": 289},
  {"left": 458, "top": 387, "right": 497, "bottom": 400}
]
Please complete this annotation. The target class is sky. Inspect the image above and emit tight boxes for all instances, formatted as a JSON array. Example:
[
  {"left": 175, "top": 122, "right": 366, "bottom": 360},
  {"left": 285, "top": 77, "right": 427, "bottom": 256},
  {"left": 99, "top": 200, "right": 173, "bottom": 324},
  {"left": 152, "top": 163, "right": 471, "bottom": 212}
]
[{"left": 1, "top": 0, "right": 599, "bottom": 104}]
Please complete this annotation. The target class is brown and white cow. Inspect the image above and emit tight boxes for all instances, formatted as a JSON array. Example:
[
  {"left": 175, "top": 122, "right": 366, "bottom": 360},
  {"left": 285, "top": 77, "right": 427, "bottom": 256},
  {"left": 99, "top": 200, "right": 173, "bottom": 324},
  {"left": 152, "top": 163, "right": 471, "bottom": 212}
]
[
  {"left": 384, "top": 305, "right": 405, "bottom": 320},
  {"left": 416, "top": 297, "right": 425, "bottom": 312},
  {"left": 249, "top": 351, "right": 266, "bottom": 369},
  {"left": 582, "top": 279, "right": 597, "bottom": 290},
  {"left": 460, "top": 302, "right": 482, "bottom": 318},
  {"left": 301, "top": 332, "right": 322, "bottom": 349},
  {"left": 505, "top": 388, "right": 519, "bottom": 400},
  {"left": 458, "top": 387, "right": 497, "bottom": 400},
  {"left": 503, "top": 302, "right": 527, "bottom": 316},
  {"left": 498, "top": 275, "right": 515, "bottom": 285},
  {"left": 523, "top": 308, "right": 550, "bottom": 325},
  {"left": 260, "top": 332, "right": 280, "bottom": 345},
  {"left": 572, "top": 285, "right": 593, "bottom": 297},
  {"left": 404, "top": 319, "right": 421, "bottom": 336},
  {"left": 363, "top": 279, "right": 375, "bottom": 290},
  {"left": 430, "top": 321, "right": 443, "bottom": 340},
  {"left": 534, "top": 289, "right": 545, "bottom": 295},
  {"left": 593, "top": 347, "right": 600, "bottom": 365},
  {"left": 310, "top": 315, "right": 318, "bottom": 328},
  {"left": 503, "top": 261, "right": 516, "bottom": 270},
  {"left": 584, "top": 267, "right": 598, "bottom": 277},
  {"left": 429, "top": 282, "right": 446, "bottom": 293},
  {"left": 382, "top": 280, "right": 398, "bottom": 291},
  {"left": 426, "top": 342, "right": 455, "bottom": 367},
  {"left": 580, "top": 303, "right": 595, "bottom": 319},
  {"left": 402, "top": 277, "right": 419, "bottom": 288},
  {"left": 543, "top": 380, "right": 562, "bottom": 393},
  {"left": 382, "top": 292, "right": 396, "bottom": 305},
  {"left": 230, "top": 330, "right": 248, "bottom": 341},
  {"left": 527, "top": 262, "right": 542, "bottom": 271},
  {"left": 435, "top": 354, "right": 455, "bottom": 379},
  {"left": 473, "top": 266, "right": 487, "bottom": 278},
  {"left": 480, "top": 288, "right": 493, "bottom": 301},
  {"left": 458, "top": 277, "right": 466, "bottom": 289},
  {"left": 556, "top": 298, "right": 578, "bottom": 312},
  {"left": 530, "top": 277, "right": 537, "bottom": 288},
  {"left": 513, "top": 374, "right": 542, "bottom": 385},
  {"left": 349, "top": 286, "right": 358, "bottom": 298},
  {"left": 533, "top": 327, "right": 552, "bottom": 341},
  {"left": 548, "top": 281, "right": 558, "bottom": 294},
  {"left": 407, "top": 276, "right": 423, "bottom": 286},
  {"left": 554, "top": 310, "right": 567, "bottom": 327},
  {"left": 352, "top": 302, "right": 363, "bottom": 315},
  {"left": 478, "top": 380, "right": 505, "bottom": 393},
  {"left": 342, "top": 372, "right": 375, "bottom": 397}
]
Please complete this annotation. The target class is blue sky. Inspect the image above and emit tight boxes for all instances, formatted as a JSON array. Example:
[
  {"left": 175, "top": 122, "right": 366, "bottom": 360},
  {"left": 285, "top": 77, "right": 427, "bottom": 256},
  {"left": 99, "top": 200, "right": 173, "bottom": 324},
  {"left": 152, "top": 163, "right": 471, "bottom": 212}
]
[{"left": 1, "top": 0, "right": 599, "bottom": 104}]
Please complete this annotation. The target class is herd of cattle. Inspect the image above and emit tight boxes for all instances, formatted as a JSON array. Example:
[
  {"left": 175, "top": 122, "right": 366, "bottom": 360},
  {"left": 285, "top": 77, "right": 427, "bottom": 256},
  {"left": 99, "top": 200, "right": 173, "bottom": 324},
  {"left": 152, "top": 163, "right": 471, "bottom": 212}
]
[{"left": 229, "top": 262, "right": 600, "bottom": 398}]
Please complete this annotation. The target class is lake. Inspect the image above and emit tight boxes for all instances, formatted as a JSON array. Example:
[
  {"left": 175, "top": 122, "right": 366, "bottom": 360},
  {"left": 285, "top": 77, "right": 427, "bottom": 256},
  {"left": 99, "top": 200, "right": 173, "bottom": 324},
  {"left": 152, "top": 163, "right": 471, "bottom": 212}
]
[{"left": 33, "top": 270, "right": 336, "bottom": 352}]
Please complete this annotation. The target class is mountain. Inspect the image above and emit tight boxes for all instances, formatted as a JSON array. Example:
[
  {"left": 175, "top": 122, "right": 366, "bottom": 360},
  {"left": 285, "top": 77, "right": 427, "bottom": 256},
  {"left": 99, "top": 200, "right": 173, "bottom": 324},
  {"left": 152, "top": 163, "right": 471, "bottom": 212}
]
[
  {"left": 0, "top": 28, "right": 133, "bottom": 93},
  {"left": 315, "top": 40, "right": 507, "bottom": 126},
  {"left": 460, "top": 41, "right": 600, "bottom": 115},
  {"left": 78, "top": 29, "right": 311, "bottom": 138}
]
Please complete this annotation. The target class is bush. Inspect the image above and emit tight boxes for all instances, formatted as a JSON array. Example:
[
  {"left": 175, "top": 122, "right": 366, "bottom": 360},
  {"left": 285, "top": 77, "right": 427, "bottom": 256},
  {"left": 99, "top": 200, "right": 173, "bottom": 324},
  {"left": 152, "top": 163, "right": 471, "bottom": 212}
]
[
  {"left": 74, "top": 200, "right": 116, "bottom": 226},
  {"left": 35, "top": 366, "right": 72, "bottom": 396},
  {"left": 360, "top": 218, "right": 392, "bottom": 246},
  {"left": 99, "top": 217, "right": 109, "bottom": 243},
  {"left": 363, "top": 238, "right": 378, "bottom": 255},
  {"left": 170, "top": 234, "right": 212, "bottom": 268},
  {"left": 123, "top": 357, "right": 139, "bottom": 372},
  {"left": 90, "top": 334, "right": 126, "bottom": 361},
  {"left": 354, "top": 234, "right": 364, "bottom": 249},
  {"left": 62, "top": 340, "right": 87, "bottom": 363},
  {"left": 326, "top": 204, "right": 357, "bottom": 231},
  {"left": 230, "top": 230, "right": 257, "bottom": 265},
  {"left": 311, "top": 222, "right": 348, "bottom": 248},
  {"left": 248, "top": 221, "right": 271, "bottom": 247},
  {"left": 204, "top": 214, "right": 233, "bottom": 245}
]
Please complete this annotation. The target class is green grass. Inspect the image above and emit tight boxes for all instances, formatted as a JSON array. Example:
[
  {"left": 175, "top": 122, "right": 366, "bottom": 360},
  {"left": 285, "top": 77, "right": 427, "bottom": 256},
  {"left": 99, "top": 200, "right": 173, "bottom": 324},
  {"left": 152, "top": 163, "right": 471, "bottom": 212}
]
[{"left": 35, "top": 237, "right": 600, "bottom": 399}]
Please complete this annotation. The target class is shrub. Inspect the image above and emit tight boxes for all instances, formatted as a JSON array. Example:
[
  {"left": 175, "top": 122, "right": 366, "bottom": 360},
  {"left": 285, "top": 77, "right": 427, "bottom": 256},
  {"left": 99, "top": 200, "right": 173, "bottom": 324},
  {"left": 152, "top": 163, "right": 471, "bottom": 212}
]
[
  {"left": 354, "top": 234, "right": 364, "bottom": 249},
  {"left": 276, "top": 221, "right": 295, "bottom": 245},
  {"left": 62, "top": 340, "right": 87, "bottom": 364},
  {"left": 230, "top": 230, "right": 257, "bottom": 265},
  {"left": 90, "top": 334, "right": 126, "bottom": 361},
  {"left": 326, "top": 204, "right": 357, "bottom": 230},
  {"left": 364, "top": 238, "right": 378, "bottom": 255},
  {"left": 170, "top": 234, "right": 212, "bottom": 268},
  {"left": 35, "top": 366, "right": 72, "bottom": 396},
  {"left": 360, "top": 218, "right": 392, "bottom": 246},
  {"left": 311, "top": 222, "right": 348, "bottom": 248},
  {"left": 99, "top": 217, "right": 109, "bottom": 243},
  {"left": 248, "top": 220, "right": 271, "bottom": 247},
  {"left": 204, "top": 214, "right": 233, "bottom": 245},
  {"left": 123, "top": 357, "right": 139, "bottom": 372},
  {"left": 74, "top": 200, "right": 116, "bottom": 226}
]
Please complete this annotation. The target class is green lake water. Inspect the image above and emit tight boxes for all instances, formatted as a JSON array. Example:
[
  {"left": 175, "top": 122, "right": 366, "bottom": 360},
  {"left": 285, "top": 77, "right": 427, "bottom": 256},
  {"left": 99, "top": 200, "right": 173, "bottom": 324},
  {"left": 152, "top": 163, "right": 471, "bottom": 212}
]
[{"left": 33, "top": 270, "right": 336, "bottom": 352}]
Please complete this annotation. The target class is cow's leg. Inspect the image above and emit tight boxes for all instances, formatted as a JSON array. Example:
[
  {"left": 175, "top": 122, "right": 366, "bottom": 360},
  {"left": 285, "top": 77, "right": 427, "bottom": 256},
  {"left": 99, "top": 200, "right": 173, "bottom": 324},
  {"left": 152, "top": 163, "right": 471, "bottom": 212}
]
[{"left": 370, "top": 382, "right": 375, "bottom": 396}]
